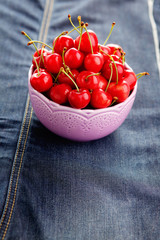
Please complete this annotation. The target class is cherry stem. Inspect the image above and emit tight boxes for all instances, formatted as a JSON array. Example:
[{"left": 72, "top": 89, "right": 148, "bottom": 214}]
[
  {"left": 100, "top": 48, "right": 119, "bottom": 84},
  {"left": 38, "top": 45, "right": 45, "bottom": 67},
  {"left": 67, "top": 25, "right": 82, "bottom": 35},
  {"left": 52, "top": 31, "right": 68, "bottom": 53},
  {"left": 84, "top": 23, "right": 93, "bottom": 54},
  {"left": 110, "top": 97, "right": 118, "bottom": 106},
  {"left": 78, "top": 22, "right": 84, "bottom": 51},
  {"left": 61, "top": 68, "right": 79, "bottom": 92},
  {"left": 136, "top": 72, "right": 150, "bottom": 79},
  {"left": 85, "top": 72, "right": 101, "bottom": 80},
  {"left": 103, "top": 22, "right": 116, "bottom": 46},
  {"left": 55, "top": 68, "right": 63, "bottom": 83},
  {"left": 62, "top": 47, "right": 67, "bottom": 69},
  {"left": 21, "top": 31, "right": 39, "bottom": 55},
  {"left": 68, "top": 14, "right": 81, "bottom": 34},
  {"left": 105, "top": 63, "right": 113, "bottom": 92},
  {"left": 28, "top": 40, "right": 52, "bottom": 50},
  {"left": 32, "top": 55, "right": 40, "bottom": 76}
]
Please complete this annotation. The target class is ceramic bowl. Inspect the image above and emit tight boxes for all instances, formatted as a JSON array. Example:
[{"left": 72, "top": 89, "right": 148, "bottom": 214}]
[{"left": 28, "top": 65, "right": 137, "bottom": 141}]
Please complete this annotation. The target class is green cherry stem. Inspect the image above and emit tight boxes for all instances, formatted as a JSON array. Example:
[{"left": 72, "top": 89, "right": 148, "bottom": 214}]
[
  {"left": 136, "top": 72, "right": 150, "bottom": 79},
  {"left": 61, "top": 68, "right": 79, "bottom": 92},
  {"left": 52, "top": 31, "right": 68, "bottom": 53},
  {"left": 62, "top": 47, "right": 67, "bottom": 69},
  {"left": 84, "top": 23, "right": 93, "bottom": 54},
  {"left": 105, "top": 63, "right": 113, "bottom": 92},
  {"left": 103, "top": 22, "right": 116, "bottom": 46},
  {"left": 85, "top": 72, "right": 101, "bottom": 80},
  {"left": 68, "top": 14, "right": 81, "bottom": 34},
  {"left": 21, "top": 31, "right": 39, "bottom": 55},
  {"left": 110, "top": 97, "right": 118, "bottom": 106},
  {"left": 32, "top": 55, "right": 40, "bottom": 76},
  {"left": 78, "top": 22, "right": 84, "bottom": 50},
  {"left": 28, "top": 40, "right": 52, "bottom": 50},
  {"left": 100, "top": 48, "right": 119, "bottom": 84}
]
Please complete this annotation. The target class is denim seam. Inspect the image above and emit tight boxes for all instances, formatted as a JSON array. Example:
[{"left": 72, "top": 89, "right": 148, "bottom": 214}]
[
  {"left": 148, "top": 0, "right": 160, "bottom": 79},
  {"left": 0, "top": 0, "right": 55, "bottom": 239}
]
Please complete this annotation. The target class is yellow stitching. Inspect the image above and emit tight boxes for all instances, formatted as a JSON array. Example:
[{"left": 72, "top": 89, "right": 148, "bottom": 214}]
[
  {"left": 0, "top": 95, "right": 30, "bottom": 230},
  {"left": 38, "top": 0, "right": 50, "bottom": 45},
  {"left": 43, "top": 0, "right": 55, "bottom": 43},
  {"left": 1, "top": 0, "right": 54, "bottom": 238},
  {"left": 1, "top": 108, "right": 33, "bottom": 240}
]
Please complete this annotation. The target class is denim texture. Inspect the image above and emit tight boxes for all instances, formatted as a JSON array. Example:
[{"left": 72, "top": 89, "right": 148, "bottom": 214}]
[{"left": 0, "top": 0, "right": 160, "bottom": 239}]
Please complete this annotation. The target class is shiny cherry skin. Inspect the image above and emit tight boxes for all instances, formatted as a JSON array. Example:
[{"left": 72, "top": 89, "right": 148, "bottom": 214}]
[
  {"left": 106, "top": 43, "right": 123, "bottom": 57},
  {"left": 44, "top": 52, "right": 63, "bottom": 74},
  {"left": 107, "top": 80, "right": 130, "bottom": 103},
  {"left": 48, "top": 83, "right": 72, "bottom": 104},
  {"left": 32, "top": 48, "right": 49, "bottom": 68},
  {"left": 30, "top": 69, "right": 53, "bottom": 92},
  {"left": 75, "top": 30, "right": 98, "bottom": 53},
  {"left": 76, "top": 71, "right": 100, "bottom": 90},
  {"left": 122, "top": 69, "right": 137, "bottom": 90},
  {"left": 53, "top": 35, "right": 74, "bottom": 55},
  {"left": 90, "top": 88, "right": 112, "bottom": 109},
  {"left": 84, "top": 52, "right": 104, "bottom": 73},
  {"left": 97, "top": 75, "right": 108, "bottom": 90},
  {"left": 99, "top": 44, "right": 111, "bottom": 62},
  {"left": 102, "top": 60, "right": 124, "bottom": 82},
  {"left": 68, "top": 88, "right": 91, "bottom": 109},
  {"left": 58, "top": 69, "right": 79, "bottom": 88},
  {"left": 64, "top": 47, "right": 84, "bottom": 69}
]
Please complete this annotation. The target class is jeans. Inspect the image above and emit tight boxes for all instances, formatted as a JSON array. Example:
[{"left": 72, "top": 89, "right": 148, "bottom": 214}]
[{"left": 0, "top": 0, "right": 160, "bottom": 239}]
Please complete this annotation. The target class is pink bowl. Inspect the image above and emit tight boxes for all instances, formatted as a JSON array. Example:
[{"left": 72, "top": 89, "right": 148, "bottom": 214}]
[{"left": 28, "top": 65, "right": 137, "bottom": 141}]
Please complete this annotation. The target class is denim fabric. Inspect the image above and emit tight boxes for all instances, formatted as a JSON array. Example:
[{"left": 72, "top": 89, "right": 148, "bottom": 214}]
[{"left": 0, "top": 0, "right": 160, "bottom": 239}]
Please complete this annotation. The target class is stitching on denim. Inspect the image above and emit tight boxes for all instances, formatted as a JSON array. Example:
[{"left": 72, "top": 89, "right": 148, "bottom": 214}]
[
  {"left": 0, "top": 0, "right": 54, "bottom": 239},
  {"left": 148, "top": 0, "right": 160, "bottom": 78}
]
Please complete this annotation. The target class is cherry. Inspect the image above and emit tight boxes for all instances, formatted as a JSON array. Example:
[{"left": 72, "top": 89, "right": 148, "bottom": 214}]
[
  {"left": 90, "top": 88, "right": 112, "bottom": 109},
  {"left": 76, "top": 71, "right": 100, "bottom": 90},
  {"left": 58, "top": 69, "right": 79, "bottom": 88},
  {"left": 106, "top": 43, "right": 123, "bottom": 57},
  {"left": 84, "top": 52, "right": 104, "bottom": 73},
  {"left": 53, "top": 35, "right": 74, "bottom": 55},
  {"left": 97, "top": 75, "right": 108, "bottom": 90},
  {"left": 107, "top": 80, "right": 130, "bottom": 103},
  {"left": 44, "top": 52, "right": 63, "bottom": 74},
  {"left": 102, "top": 60, "right": 124, "bottom": 82},
  {"left": 30, "top": 69, "right": 53, "bottom": 92},
  {"left": 75, "top": 29, "right": 98, "bottom": 53},
  {"left": 48, "top": 83, "right": 72, "bottom": 104},
  {"left": 122, "top": 69, "right": 137, "bottom": 90},
  {"left": 32, "top": 48, "right": 48, "bottom": 68},
  {"left": 64, "top": 47, "right": 84, "bottom": 69},
  {"left": 99, "top": 45, "right": 111, "bottom": 62},
  {"left": 68, "top": 88, "right": 91, "bottom": 109}
]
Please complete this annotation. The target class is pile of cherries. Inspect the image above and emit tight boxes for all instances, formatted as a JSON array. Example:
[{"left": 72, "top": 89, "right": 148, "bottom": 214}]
[{"left": 22, "top": 15, "right": 149, "bottom": 109}]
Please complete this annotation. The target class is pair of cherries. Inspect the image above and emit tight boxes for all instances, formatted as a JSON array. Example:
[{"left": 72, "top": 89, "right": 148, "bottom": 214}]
[{"left": 23, "top": 15, "right": 149, "bottom": 109}]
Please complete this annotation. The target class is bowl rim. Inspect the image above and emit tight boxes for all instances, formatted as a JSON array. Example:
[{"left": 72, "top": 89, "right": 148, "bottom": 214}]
[{"left": 28, "top": 64, "right": 137, "bottom": 114}]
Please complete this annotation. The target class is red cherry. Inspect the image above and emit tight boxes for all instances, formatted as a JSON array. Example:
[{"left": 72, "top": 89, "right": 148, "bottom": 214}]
[
  {"left": 58, "top": 69, "right": 79, "bottom": 88},
  {"left": 102, "top": 60, "right": 124, "bottom": 82},
  {"left": 68, "top": 88, "right": 91, "bottom": 109},
  {"left": 122, "top": 69, "right": 137, "bottom": 90},
  {"left": 99, "top": 44, "right": 111, "bottom": 62},
  {"left": 90, "top": 88, "right": 112, "bottom": 109},
  {"left": 48, "top": 83, "right": 72, "bottom": 104},
  {"left": 75, "top": 30, "right": 98, "bottom": 53},
  {"left": 44, "top": 52, "right": 63, "bottom": 74},
  {"left": 64, "top": 47, "right": 84, "bottom": 69},
  {"left": 107, "top": 80, "right": 130, "bottom": 103},
  {"left": 84, "top": 52, "right": 104, "bottom": 73},
  {"left": 30, "top": 70, "right": 53, "bottom": 92},
  {"left": 106, "top": 43, "right": 123, "bottom": 57},
  {"left": 32, "top": 48, "right": 48, "bottom": 68},
  {"left": 53, "top": 35, "right": 74, "bottom": 55},
  {"left": 97, "top": 75, "right": 108, "bottom": 90},
  {"left": 76, "top": 71, "right": 100, "bottom": 90}
]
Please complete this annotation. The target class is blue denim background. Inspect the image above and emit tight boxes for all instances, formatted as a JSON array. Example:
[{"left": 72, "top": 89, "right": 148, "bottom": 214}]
[{"left": 0, "top": 0, "right": 160, "bottom": 239}]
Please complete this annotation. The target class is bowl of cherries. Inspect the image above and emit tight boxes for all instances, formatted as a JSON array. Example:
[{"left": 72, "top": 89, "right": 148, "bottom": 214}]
[{"left": 23, "top": 15, "right": 149, "bottom": 141}]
